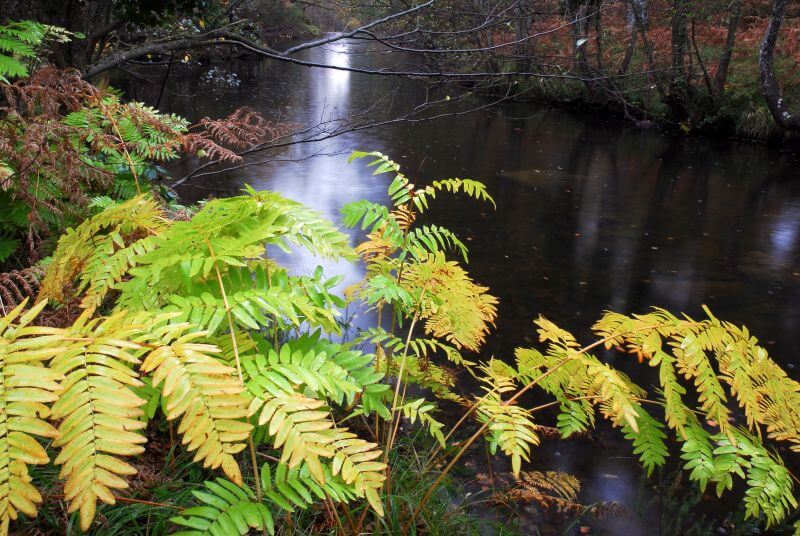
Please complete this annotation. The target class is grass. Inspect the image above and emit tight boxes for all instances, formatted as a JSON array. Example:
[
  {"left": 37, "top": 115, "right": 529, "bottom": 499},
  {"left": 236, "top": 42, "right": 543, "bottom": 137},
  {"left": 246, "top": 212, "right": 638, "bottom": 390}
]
[{"left": 20, "top": 423, "right": 518, "bottom": 535}]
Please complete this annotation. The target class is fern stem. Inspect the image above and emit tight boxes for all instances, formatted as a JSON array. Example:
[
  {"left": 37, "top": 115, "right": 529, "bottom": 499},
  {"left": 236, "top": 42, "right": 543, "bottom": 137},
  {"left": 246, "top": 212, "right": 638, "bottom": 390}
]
[
  {"left": 93, "top": 94, "right": 142, "bottom": 195},
  {"left": 405, "top": 325, "right": 665, "bottom": 531},
  {"left": 380, "top": 312, "right": 419, "bottom": 521},
  {"left": 207, "top": 240, "right": 263, "bottom": 503},
  {"left": 338, "top": 498, "right": 359, "bottom": 535},
  {"left": 46, "top": 493, "right": 176, "bottom": 509},
  {"left": 384, "top": 313, "right": 419, "bottom": 450},
  {"left": 374, "top": 305, "right": 384, "bottom": 443}
]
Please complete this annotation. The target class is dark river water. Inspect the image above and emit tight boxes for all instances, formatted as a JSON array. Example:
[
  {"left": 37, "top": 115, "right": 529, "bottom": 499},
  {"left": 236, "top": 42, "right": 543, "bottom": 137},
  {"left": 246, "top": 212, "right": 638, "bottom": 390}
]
[{"left": 119, "top": 39, "right": 800, "bottom": 533}]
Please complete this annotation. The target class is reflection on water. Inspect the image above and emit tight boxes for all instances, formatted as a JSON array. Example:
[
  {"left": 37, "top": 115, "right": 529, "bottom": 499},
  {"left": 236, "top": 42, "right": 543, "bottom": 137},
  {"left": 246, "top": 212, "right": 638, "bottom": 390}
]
[{"left": 119, "top": 38, "right": 800, "bottom": 531}]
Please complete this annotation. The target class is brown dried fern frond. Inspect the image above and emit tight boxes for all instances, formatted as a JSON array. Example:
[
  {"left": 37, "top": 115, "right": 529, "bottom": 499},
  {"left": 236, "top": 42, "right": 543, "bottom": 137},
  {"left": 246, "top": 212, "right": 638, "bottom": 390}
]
[
  {"left": 184, "top": 107, "right": 296, "bottom": 163},
  {"left": 0, "top": 265, "right": 44, "bottom": 312},
  {"left": 491, "top": 470, "right": 630, "bottom": 519}
]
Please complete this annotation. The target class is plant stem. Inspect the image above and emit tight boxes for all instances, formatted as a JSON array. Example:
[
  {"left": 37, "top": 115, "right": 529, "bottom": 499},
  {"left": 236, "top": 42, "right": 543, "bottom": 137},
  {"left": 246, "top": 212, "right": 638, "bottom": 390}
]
[
  {"left": 94, "top": 93, "right": 142, "bottom": 195},
  {"left": 404, "top": 326, "right": 664, "bottom": 532},
  {"left": 207, "top": 239, "right": 263, "bottom": 502}
]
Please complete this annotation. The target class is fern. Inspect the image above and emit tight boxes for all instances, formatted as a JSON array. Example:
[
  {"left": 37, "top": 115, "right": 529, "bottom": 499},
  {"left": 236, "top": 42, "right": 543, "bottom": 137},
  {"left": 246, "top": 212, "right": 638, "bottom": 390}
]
[
  {"left": 477, "top": 392, "right": 539, "bottom": 476},
  {"left": 0, "top": 21, "right": 52, "bottom": 82},
  {"left": 401, "top": 252, "right": 498, "bottom": 352},
  {"left": 515, "top": 310, "right": 800, "bottom": 526},
  {"left": 5, "top": 148, "right": 798, "bottom": 535},
  {"left": 406, "top": 225, "right": 469, "bottom": 262},
  {"left": 259, "top": 462, "right": 356, "bottom": 513},
  {"left": 37, "top": 195, "right": 167, "bottom": 305},
  {"left": 0, "top": 301, "right": 62, "bottom": 533},
  {"left": 0, "top": 266, "right": 43, "bottom": 310},
  {"left": 348, "top": 151, "right": 495, "bottom": 212},
  {"left": 249, "top": 389, "right": 387, "bottom": 514},
  {"left": 242, "top": 337, "right": 388, "bottom": 513},
  {"left": 242, "top": 334, "right": 382, "bottom": 404},
  {"left": 49, "top": 310, "right": 149, "bottom": 530},
  {"left": 140, "top": 323, "right": 251, "bottom": 484},
  {"left": 171, "top": 477, "right": 273, "bottom": 536},
  {"left": 474, "top": 361, "right": 540, "bottom": 476},
  {"left": 593, "top": 308, "right": 800, "bottom": 451},
  {"left": 116, "top": 189, "right": 352, "bottom": 310},
  {"left": 395, "top": 398, "right": 447, "bottom": 447}
]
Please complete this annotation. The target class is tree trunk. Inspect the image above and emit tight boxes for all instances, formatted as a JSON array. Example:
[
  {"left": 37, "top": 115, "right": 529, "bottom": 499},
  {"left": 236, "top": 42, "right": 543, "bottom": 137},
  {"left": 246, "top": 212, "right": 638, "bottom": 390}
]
[
  {"left": 592, "top": 0, "right": 604, "bottom": 72},
  {"left": 567, "top": 1, "right": 591, "bottom": 78},
  {"left": 759, "top": 0, "right": 800, "bottom": 129},
  {"left": 618, "top": 0, "right": 647, "bottom": 75},
  {"left": 670, "top": 0, "right": 689, "bottom": 89},
  {"left": 514, "top": 1, "right": 533, "bottom": 72},
  {"left": 629, "top": 0, "right": 664, "bottom": 97},
  {"left": 713, "top": 0, "right": 742, "bottom": 96}
]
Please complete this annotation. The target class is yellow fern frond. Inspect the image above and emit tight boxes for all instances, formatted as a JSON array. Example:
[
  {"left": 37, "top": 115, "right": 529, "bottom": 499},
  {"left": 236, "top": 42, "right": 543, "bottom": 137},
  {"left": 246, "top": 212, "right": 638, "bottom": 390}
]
[
  {"left": 0, "top": 301, "right": 63, "bottom": 534},
  {"left": 328, "top": 431, "right": 387, "bottom": 516},
  {"left": 50, "top": 310, "right": 147, "bottom": 531},
  {"left": 37, "top": 196, "right": 166, "bottom": 305},
  {"left": 248, "top": 391, "right": 387, "bottom": 514},
  {"left": 514, "top": 471, "right": 581, "bottom": 501},
  {"left": 403, "top": 253, "right": 498, "bottom": 352},
  {"left": 354, "top": 230, "right": 395, "bottom": 262},
  {"left": 249, "top": 392, "right": 336, "bottom": 480},
  {"left": 391, "top": 204, "right": 416, "bottom": 231},
  {"left": 140, "top": 326, "right": 251, "bottom": 484},
  {"left": 593, "top": 308, "right": 800, "bottom": 450}
]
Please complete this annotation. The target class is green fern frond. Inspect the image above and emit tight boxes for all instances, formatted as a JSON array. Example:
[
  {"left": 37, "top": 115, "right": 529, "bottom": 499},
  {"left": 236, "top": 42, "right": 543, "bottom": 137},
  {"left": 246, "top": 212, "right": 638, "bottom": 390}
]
[
  {"left": 242, "top": 335, "right": 382, "bottom": 406},
  {"left": 341, "top": 200, "right": 393, "bottom": 232},
  {"left": 115, "top": 190, "right": 352, "bottom": 310},
  {"left": 349, "top": 151, "right": 494, "bottom": 213},
  {"left": 477, "top": 391, "right": 539, "bottom": 476},
  {"left": 38, "top": 195, "right": 166, "bottom": 305},
  {"left": 171, "top": 477, "right": 273, "bottom": 536},
  {"left": 430, "top": 178, "right": 495, "bottom": 208},
  {"left": 515, "top": 347, "right": 596, "bottom": 437},
  {"left": 0, "top": 20, "right": 60, "bottom": 81},
  {"left": 623, "top": 406, "right": 668, "bottom": 475},
  {"left": 406, "top": 225, "right": 469, "bottom": 262},
  {"left": 680, "top": 419, "right": 719, "bottom": 492},
  {"left": 259, "top": 462, "right": 356, "bottom": 512},
  {"left": 79, "top": 235, "right": 160, "bottom": 309},
  {"left": 396, "top": 398, "right": 446, "bottom": 447},
  {"left": 357, "top": 274, "right": 414, "bottom": 309},
  {"left": 720, "top": 429, "right": 797, "bottom": 527}
]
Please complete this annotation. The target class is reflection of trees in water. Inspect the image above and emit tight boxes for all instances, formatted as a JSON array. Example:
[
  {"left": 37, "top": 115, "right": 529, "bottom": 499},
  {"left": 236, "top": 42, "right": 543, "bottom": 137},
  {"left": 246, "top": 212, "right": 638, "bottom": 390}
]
[
  {"left": 451, "top": 114, "right": 799, "bottom": 364},
  {"left": 115, "top": 45, "right": 800, "bottom": 365}
]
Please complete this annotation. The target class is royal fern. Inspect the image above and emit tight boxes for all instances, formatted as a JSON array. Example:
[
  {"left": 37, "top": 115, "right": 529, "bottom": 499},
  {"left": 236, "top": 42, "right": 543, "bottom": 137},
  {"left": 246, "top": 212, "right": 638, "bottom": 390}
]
[
  {"left": 0, "top": 301, "right": 62, "bottom": 532},
  {"left": 511, "top": 309, "right": 800, "bottom": 526},
  {"left": 49, "top": 310, "right": 148, "bottom": 530},
  {"left": 140, "top": 323, "right": 251, "bottom": 484},
  {"left": 170, "top": 477, "right": 273, "bottom": 536},
  {"left": 1, "top": 149, "right": 797, "bottom": 535}
]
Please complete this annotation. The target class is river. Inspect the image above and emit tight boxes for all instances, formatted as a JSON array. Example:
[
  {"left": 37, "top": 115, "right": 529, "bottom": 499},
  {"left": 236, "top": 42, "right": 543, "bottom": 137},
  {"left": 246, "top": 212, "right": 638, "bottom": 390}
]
[{"left": 118, "top": 38, "right": 800, "bottom": 534}]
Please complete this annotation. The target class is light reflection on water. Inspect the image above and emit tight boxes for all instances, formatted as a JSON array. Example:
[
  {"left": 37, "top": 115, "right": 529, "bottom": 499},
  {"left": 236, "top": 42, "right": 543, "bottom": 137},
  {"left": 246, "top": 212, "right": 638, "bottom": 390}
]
[{"left": 119, "top": 37, "right": 800, "bottom": 531}]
